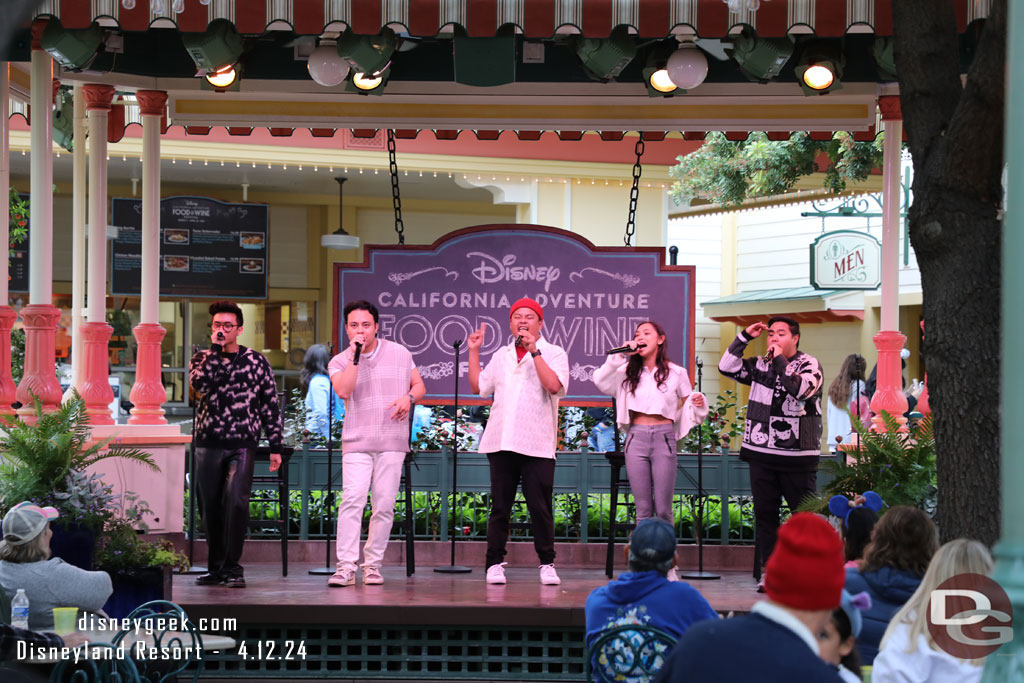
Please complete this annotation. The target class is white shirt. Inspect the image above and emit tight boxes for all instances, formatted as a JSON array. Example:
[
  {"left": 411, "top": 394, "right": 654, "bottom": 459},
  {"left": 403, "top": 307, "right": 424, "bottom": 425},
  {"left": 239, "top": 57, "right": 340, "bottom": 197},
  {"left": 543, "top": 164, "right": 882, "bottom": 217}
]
[
  {"left": 476, "top": 337, "right": 569, "bottom": 459},
  {"left": 592, "top": 354, "right": 708, "bottom": 440},
  {"left": 872, "top": 622, "right": 984, "bottom": 683}
]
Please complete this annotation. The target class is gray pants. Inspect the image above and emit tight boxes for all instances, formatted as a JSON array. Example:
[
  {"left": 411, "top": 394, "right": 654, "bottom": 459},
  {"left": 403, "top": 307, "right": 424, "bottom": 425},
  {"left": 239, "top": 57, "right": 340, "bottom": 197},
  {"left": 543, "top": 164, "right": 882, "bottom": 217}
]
[{"left": 624, "top": 423, "right": 677, "bottom": 524}]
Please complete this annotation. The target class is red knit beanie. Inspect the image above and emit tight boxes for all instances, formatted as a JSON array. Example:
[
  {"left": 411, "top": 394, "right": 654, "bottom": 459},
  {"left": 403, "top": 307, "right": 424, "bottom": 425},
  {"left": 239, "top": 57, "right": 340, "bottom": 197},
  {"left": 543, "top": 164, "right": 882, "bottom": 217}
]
[
  {"left": 765, "top": 513, "right": 844, "bottom": 611},
  {"left": 509, "top": 297, "right": 543, "bottom": 321}
]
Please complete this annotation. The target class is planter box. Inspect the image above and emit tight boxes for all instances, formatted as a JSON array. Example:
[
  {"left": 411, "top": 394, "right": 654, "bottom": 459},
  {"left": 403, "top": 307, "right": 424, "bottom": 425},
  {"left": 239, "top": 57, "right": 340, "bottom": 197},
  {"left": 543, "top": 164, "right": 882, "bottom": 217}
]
[
  {"left": 102, "top": 565, "right": 172, "bottom": 620},
  {"left": 49, "top": 522, "right": 97, "bottom": 571}
]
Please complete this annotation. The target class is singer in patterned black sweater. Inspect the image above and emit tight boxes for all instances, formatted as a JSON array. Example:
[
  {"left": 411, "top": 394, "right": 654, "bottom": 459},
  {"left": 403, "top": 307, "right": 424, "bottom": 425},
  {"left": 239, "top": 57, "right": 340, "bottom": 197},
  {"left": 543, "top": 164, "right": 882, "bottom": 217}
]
[
  {"left": 189, "top": 301, "right": 283, "bottom": 588},
  {"left": 718, "top": 316, "right": 824, "bottom": 591}
]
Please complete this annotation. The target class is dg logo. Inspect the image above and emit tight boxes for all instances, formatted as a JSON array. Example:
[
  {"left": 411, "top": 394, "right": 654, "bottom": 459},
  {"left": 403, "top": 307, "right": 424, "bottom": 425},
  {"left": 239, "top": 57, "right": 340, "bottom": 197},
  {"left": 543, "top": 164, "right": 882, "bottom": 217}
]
[{"left": 927, "top": 573, "right": 1014, "bottom": 658}]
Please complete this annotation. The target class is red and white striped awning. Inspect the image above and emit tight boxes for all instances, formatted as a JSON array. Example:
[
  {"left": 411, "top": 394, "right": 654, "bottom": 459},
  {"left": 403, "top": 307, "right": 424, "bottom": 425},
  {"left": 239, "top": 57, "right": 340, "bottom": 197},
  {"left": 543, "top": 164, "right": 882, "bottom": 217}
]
[{"left": 32, "top": 0, "right": 989, "bottom": 38}]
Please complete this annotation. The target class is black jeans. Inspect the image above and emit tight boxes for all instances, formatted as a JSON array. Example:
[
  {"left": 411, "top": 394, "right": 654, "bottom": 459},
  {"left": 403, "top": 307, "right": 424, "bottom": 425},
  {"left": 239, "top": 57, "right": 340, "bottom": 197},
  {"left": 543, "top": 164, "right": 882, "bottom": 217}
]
[
  {"left": 195, "top": 446, "right": 255, "bottom": 578},
  {"left": 485, "top": 451, "right": 556, "bottom": 568},
  {"left": 748, "top": 459, "right": 817, "bottom": 568}
]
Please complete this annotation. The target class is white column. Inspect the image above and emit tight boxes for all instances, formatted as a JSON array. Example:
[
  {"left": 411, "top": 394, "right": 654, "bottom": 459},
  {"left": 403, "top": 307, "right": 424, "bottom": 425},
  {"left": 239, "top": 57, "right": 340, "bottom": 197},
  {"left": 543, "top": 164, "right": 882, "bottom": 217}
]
[
  {"left": 29, "top": 48, "right": 53, "bottom": 303},
  {"left": 86, "top": 91, "right": 111, "bottom": 323},
  {"left": 1, "top": 63, "right": 9, "bottom": 302},
  {"left": 140, "top": 100, "right": 161, "bottom": 324},
  {"left": 880, "top": 116, "right": 903, "bottom": 331},
  {"left": 69, "top": 83, "right": 87, "bottom": 392}
]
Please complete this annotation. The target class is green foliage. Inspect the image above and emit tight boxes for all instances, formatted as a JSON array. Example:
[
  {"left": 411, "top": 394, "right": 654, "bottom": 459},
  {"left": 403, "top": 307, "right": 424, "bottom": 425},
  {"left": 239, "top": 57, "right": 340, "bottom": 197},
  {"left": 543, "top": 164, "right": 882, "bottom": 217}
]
[
  {"left": 801, "top": 412, "right": 937, "bottom": 514},
  {"left": 8, "top": 187, "right": 29, "bottom": 258},
  {"left": 0, "top": 393, "right": 159, "bottom": 531},
  {"left": 560, "top": 406, "right": 597, "bottom": 452},
  {"left": 680, "top": 390, "right": 747, "bottom": 453},
  {"left": 669, "top": 131, "right": 885, "bottom": 208},
  {"left": 95, "top": 494, "right": 190, "bottom": 572},
  {"left": 411, "top": 407, "right": 479, "bottom": 452},
  {"left": 10, "top": 328, "right": 25, "bottom": 385}
]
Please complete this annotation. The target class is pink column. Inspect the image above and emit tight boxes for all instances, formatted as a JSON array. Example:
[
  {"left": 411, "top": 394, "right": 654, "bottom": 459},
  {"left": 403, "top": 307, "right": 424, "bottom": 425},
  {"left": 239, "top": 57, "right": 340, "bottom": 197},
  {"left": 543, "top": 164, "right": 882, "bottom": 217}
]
[
  {"left": 78, "top": 84, "right": 115, "bottom": 425},
  {"left": 869, "top": 95, "right": 909, "bottom": 431},
  {"left": 128, "top": 90, "right": 168, "bottom": 425},
  {"left": 16, "top": 22, "right": 62, "bottom": 420},
  {"left": 0, "top": 63, "right": 17, "bottom": 416}
]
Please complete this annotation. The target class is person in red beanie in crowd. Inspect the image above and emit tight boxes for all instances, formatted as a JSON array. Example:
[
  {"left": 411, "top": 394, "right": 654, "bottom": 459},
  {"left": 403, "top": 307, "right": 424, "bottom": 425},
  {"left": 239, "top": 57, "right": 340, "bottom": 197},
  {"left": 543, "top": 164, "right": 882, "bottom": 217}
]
[
  {"left": 655, "top": 513, "right": 846, "bottom": 682},
  {"left": 467, "top": 297, "right": 569, "bottom": 586}
]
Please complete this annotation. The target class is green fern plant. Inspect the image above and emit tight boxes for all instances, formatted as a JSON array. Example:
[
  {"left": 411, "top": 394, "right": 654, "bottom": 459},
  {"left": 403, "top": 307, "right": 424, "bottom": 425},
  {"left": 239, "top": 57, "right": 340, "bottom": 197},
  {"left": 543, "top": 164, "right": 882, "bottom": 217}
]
[
  {"left": 801, "top": 411, "right": 937, "bottom": 515},
  {"left": 0, "top": 392, "right": 159, "bottom": 530}
]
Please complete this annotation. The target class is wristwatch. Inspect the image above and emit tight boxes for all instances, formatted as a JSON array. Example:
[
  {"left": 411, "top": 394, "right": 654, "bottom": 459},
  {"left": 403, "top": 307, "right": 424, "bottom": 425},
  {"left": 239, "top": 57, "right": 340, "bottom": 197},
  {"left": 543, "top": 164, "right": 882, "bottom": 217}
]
[{"left": 531, "top": 349, "right": 542, "bottom": 358}]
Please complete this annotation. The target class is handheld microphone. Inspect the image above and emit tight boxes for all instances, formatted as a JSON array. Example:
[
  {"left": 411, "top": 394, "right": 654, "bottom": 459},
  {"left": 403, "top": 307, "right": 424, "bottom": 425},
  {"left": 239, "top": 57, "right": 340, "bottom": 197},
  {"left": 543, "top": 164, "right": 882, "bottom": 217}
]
[
  {"left": 216, "top": 331, "right": 225, "bottom": 342},
  {"left": 353, "top": 341, "right": 363, "bottom": 364},
  {"left": 514, "top": 335, "right": 523, "bottom": 347},
  {"left": 763, "top": 347, "right": 775, "bottom": 363},
  {"left": 606, "top": 343, "right": 645, "bottom": 355}
]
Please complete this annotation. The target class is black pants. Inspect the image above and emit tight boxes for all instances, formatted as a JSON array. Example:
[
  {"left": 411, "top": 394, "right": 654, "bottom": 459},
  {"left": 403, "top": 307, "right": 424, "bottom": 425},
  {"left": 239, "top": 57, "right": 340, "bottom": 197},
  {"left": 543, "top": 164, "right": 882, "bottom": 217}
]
[
  {"left": 748, "top": 459, "right": 817, "bottom": 568},
  {"left": 195, "top": 446, "right": 255, "bottom": 578},
  {"left": 485, "top": 451, "right": 556, "bottom": 568}
]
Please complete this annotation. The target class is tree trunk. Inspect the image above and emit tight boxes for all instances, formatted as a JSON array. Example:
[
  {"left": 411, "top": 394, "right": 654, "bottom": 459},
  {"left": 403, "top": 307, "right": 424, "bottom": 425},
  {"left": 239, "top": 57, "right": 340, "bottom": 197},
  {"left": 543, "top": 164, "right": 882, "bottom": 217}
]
[{"left": 894, "top": 0, "right": 1006, "bottom": 545}]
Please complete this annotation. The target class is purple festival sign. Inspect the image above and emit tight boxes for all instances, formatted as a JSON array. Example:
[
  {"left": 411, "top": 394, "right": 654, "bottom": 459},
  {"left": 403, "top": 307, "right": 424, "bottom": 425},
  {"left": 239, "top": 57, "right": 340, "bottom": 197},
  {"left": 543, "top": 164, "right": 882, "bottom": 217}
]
[{"left": 333, "top": 225, "right": 694, "bottom": 405}]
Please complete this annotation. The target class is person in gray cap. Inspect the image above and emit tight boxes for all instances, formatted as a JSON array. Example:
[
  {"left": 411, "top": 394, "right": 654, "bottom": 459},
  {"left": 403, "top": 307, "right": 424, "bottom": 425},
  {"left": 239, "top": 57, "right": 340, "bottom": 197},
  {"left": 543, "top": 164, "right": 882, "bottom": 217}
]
[
  {"left": 0, "top": 502, "right": 112, "bottom": 632},
  {"left": 584, "top": 518, "right": 718, "bottom": 659}
]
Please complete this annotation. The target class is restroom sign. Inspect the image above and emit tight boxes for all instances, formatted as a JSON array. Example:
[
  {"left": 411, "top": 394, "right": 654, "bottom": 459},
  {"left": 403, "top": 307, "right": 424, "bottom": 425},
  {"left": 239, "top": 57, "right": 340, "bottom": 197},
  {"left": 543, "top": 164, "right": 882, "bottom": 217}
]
[{"left": 810, "top": 230, "right": 882, "bottom": 290}]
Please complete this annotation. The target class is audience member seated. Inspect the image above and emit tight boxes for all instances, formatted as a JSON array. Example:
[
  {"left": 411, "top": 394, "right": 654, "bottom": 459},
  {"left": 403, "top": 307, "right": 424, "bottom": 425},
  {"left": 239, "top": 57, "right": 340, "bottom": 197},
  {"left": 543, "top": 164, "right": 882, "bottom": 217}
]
[
  {"left": 586, "top": 408, "right": 616, "bottom": 453},
  {"left": 819, "top": 588, "right": 871, "bottom": 683},
  {"left": 872, "top": 539, "right": 993, "bottom": 683},
  {"left": 844, "top": 505, "right": 938, "bottom": 664},
  {"left": 586, "top": 518, "right": 717, "bottom": 663},
  {"left": 0, "top": 503, "right": 113, "bottom": 631},
  {"left": 828, "top": 492, "right": 883, "bottom": 569},
  {"left": 655, "top": 513, "right": 846, "bottom": 682}
]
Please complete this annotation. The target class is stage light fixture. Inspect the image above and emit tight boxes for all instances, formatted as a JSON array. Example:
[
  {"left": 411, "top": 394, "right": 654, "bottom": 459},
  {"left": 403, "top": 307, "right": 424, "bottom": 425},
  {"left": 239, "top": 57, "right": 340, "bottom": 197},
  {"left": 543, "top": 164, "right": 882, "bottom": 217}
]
[
  {"left": 183, "top": 18, "right": 244, "bottom": 72},
  {"left": 642, "top": 45, "right": 684, "bottom": 97},
  {"left": 204, "top": 64, "right": 238, "bottom": 88},
  {"left": 52, "top": 88, "right": 76, "bottom": 152},
  {"left": 347, "top": 69, "right": 390, "bottom": 95},
  {"left": 872, "top": 37, "right": 898, "bottom": 81},
  {"left": 573, "top": 25, "right": 637, "bottom": 81},
  {"left": 649, "top": 68, "right": 677, "bottom": 93},
  {"left": 307, "top": 40, "right": 350, "bottom": 87},
  {"left": 731, "top": 27, "right": 794, "bottom": 82},
  {"left": 41, "top": 19, "right": 104, "bottom": 70},
  {"left": 337, "top": 28, "right": 396, "bottom": 78},
  {"left": 794, "top": 41, "right": 844, "bottom": 95},
  {"left": 666, "top": 44, "right": 709, "bottom": 90}
]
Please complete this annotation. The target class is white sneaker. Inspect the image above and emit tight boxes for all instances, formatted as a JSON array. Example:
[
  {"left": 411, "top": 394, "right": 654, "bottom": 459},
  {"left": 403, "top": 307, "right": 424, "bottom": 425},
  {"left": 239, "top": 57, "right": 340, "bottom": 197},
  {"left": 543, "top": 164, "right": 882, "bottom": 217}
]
[
  {"left": 539, "top": 564, "right": 561, "bottom": 585},
  {"left": 486, "top": 563, "right": 507, "bottom": 584}
]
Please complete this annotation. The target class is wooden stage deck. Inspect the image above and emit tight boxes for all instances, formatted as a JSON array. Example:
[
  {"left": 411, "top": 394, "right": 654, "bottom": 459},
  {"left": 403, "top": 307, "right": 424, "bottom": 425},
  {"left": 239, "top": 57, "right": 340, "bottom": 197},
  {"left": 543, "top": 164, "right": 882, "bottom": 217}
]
[{"left": 175, "top": 562, "right": 760, "bottom": 626}]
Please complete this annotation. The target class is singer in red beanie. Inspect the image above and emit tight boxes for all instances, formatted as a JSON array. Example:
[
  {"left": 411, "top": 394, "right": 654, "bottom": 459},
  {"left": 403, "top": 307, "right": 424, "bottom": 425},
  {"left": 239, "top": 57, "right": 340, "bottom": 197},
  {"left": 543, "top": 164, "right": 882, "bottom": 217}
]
[
  {"left": 466, "top": 297, "right": 569, "bottom": 586},
  {"left": 656, "top": 513, "right": 845, "bottom": 682}
]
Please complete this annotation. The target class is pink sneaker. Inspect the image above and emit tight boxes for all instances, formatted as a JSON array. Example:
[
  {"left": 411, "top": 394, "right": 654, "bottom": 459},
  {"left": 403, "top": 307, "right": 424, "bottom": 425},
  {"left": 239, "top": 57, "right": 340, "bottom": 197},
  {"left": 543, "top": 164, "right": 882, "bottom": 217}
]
[
  {"left": 362, "top": 566, "right": 384, "bottom": 585},
  {"left": 328, "top": 568, "right": 355, "bottom": 587},
  {"left": 486, "top": 563, "right": 507, "bottom": 584},
  {"left": 539, "top": 564, "right": 561, "bottom": 585}
]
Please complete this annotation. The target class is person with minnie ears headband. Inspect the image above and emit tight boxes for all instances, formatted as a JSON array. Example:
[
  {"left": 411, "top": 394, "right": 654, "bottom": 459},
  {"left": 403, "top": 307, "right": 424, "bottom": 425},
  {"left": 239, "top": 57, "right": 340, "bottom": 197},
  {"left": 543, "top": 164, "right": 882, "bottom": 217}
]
[{"left": 593, "top": 321, "right": 708, "bottom": 579}]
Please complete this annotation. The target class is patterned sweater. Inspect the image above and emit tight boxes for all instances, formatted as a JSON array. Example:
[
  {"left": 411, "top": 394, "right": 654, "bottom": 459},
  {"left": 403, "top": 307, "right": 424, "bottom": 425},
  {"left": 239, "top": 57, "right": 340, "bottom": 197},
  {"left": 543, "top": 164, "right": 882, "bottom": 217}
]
[
  {"left": 718, "top": 331, "right": 824, "bottom": 464},
  {"left": 189, "top": 344, "right": 283, "bottom": 450}
]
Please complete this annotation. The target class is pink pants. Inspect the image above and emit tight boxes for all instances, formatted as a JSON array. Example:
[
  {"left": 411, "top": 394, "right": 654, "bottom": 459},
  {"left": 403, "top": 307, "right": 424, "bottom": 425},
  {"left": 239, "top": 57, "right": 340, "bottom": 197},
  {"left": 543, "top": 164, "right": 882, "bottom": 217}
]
[{"left": 334, "top": 451, "right": 406, "bottom": 570}]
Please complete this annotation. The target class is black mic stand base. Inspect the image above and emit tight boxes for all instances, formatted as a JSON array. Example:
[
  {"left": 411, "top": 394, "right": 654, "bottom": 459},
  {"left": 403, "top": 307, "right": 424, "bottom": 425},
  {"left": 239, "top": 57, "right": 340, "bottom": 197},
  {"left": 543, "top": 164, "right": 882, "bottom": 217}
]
[
  {"left": 433, "top": 565, "right": 473, "bottom": 574},
  {"left": 308, "top": 567, "right": 337, "bottom": 575},
  {"left": 679, "top": 570, "right": 721, "bottom": 580}
]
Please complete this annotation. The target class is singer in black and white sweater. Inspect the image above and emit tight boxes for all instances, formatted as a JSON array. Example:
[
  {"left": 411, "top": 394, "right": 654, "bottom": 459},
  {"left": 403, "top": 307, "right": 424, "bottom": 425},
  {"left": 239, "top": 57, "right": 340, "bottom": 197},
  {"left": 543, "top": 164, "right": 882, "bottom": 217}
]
[
  {"left": 718, "top": 316, "right": 824, "bottom": 584},
  {"left": 188, "top": 301, "right": 282, "bottom": 588}
]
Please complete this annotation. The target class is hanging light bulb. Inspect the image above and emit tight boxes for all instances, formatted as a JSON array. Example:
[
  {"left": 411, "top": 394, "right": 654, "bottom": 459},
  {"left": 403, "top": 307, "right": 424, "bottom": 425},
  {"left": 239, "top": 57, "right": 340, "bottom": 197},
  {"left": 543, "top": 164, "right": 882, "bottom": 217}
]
[
  {"left": 121, "top": 0, "right": 137, "bottom": 9},
  {"left": 307, "top": 41, "right": 349, "bottom": 87},
  {"left": 153, "top": 0, "right": 167, "bottom": 14},
  {"left": 666, "top": 44, "right": 709, "bottom": 90},
  {"left": 172, "top": 0, "right": 185, "bottom": 13}
]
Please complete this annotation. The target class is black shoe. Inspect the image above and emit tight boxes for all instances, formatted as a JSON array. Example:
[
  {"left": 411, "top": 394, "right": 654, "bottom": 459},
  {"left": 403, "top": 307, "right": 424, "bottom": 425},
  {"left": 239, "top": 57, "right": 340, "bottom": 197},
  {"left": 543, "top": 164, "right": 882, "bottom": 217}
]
[
  {"left": 195, "top": 573, "right": 224, "bottom": 586},
  {"left": 224, "top": 576, "right": 246, "bottom": 588}
]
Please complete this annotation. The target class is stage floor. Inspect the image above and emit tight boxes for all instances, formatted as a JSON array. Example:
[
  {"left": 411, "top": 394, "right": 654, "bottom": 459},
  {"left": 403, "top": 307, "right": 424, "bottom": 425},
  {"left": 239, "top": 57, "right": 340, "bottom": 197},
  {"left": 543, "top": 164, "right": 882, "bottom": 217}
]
[{"left": 175, "top": 563, "right": 760, "bottom": 626}]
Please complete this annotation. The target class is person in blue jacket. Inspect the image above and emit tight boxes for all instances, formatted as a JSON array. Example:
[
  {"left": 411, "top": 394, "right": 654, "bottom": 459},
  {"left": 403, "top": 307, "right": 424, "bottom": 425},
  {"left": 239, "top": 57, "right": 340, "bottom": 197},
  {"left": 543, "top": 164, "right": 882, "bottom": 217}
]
[
  {"left": 302, "top": 344, "right": 344, "bottom": 440},
  {"left": 585, "top": 518, "right": 718, "bottom": 681},
  {"left": 843, "top": 505, "right": 938, "bottom": 664}
]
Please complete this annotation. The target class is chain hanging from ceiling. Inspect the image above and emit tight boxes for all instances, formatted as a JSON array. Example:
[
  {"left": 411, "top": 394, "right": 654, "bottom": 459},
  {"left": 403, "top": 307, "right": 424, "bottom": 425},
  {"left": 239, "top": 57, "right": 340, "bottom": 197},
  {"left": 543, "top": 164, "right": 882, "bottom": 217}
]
[
  {"left": 624, "top": 136, "right": 645, "bottom": 246},
  {"left": 387, "top": 129, "right": 405, "bottom": 245}
]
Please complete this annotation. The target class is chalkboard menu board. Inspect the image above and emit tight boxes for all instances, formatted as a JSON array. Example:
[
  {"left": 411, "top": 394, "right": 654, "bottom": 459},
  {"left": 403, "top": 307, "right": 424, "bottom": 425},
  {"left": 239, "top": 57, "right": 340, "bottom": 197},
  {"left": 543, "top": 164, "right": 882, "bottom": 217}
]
[
  {"left": 9, "top": 194, "right": 29, "bottom": 293},
  {"left": 111, "top": 196, "right": 269, "bottom": 299}
]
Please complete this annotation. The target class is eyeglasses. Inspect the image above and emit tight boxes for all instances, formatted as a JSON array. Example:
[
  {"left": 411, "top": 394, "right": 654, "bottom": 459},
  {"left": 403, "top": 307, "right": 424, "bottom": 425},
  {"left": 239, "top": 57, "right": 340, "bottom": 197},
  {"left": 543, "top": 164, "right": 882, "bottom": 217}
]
[{"left": 211, "top": 322, "right": 237, "bottom": 331}]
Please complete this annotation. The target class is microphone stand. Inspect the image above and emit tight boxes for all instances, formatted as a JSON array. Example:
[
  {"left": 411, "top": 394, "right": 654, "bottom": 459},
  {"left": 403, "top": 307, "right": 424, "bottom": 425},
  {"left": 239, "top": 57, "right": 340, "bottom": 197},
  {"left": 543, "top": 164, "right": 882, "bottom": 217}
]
[
  {"left": 435, "top": 339, "right": 472, "bottom": 574},
  {"left": 680, "top": 358, "right": 720, "bottom": 580},
  {"left": 310, "top": 342, "right": 340, "bottom": 575},
  {"left": 184, "top": 344, "right": 207, "bottom": 574}
]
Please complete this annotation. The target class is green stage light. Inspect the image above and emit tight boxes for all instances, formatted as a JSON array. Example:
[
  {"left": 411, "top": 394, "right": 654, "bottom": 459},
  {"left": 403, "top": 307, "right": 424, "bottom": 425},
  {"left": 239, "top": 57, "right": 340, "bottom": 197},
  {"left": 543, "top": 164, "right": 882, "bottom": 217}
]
[
  {"left": 731, "top": 27, "right": 794, "bottom": 82},
  {"left": 52, "top": 88, "right": 76, "bottom": 152},
  {"left": 454, "top": 35, "right": 516, "bottom": 87},
  {"left": 41, "top": 19, "right": 104, "bottom": 70},
  {"left": 573, "top": 25, "right": 636, "bottom": 81},
  {"left": 873, "top": 37, "right": 897, "bottom": 81},
  {"left": 337, "top": 28, "right": 397, "bottom": 77},
  {"left": 795, "top": 42, "right": 844, "bottom": 95},
  {"left": 182, "top": 18, "right": 244, "bottom": 72}
]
